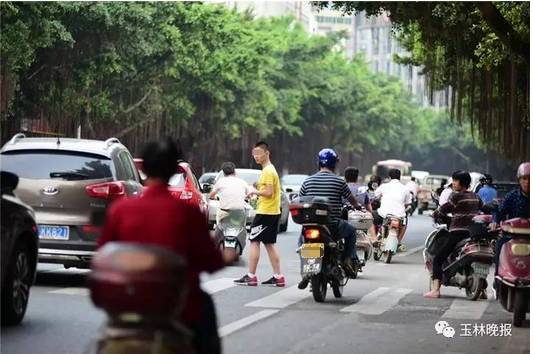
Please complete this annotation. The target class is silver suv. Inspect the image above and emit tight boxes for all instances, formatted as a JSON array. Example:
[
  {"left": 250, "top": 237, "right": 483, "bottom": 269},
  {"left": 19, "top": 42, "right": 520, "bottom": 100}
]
[{"left": 0, "top": 134, "right": 144, "bottom": 268}]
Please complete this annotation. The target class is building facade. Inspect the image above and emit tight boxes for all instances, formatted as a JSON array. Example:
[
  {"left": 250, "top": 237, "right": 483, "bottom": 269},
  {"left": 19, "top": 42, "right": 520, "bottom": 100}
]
[{"left": 351, "top": 12, "right": 448, "bottom": 108}]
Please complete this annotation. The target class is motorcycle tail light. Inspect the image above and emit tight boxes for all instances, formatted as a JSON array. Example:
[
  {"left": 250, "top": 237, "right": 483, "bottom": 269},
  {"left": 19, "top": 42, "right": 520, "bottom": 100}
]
[
  {"left": 511, "top": 244, "right": 530, "bottom": 256},
  {"left": 304, "top": 228, "right": 320, "bottom": 240}
]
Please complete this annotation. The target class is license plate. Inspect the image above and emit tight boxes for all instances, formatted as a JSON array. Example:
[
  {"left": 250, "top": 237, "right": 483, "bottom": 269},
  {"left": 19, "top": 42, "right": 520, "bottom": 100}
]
[
  {"left": 472, "top": 262, "right": 490, "bottom": 276},
  {"left": 38, "top": 225, "right": 69, "bottom": 240},
  {"left": 300, "top": 243, "right": 324, "bottom": 259},
  {"left": 224, "top": 238, "right": 237, "bottom": 248},
  {"left": 303, "top": 262, "right": 321, "bottom": 273}
]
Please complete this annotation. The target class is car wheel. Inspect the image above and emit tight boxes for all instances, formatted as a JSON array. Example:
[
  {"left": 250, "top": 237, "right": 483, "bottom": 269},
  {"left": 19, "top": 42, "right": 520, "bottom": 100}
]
[{"left": 1, "top": 241, "right": 33, "bottom": 325}]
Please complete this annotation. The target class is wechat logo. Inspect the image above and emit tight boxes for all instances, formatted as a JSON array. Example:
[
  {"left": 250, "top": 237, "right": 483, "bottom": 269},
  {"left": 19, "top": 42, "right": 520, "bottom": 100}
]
[{"left": 435, "top": 320, "right": 455, "bottom": 339}]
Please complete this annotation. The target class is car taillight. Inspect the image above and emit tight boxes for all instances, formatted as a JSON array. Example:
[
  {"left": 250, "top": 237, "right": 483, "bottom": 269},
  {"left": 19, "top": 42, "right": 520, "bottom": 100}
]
[
  {"left": 86, "top": 182, "right": 126, "bottom": 200},
  {"left": 290, "top": 209, "right": 299, "bottom": 217},
  {"left": 180, "top": 191, "right": 193, "bottom": 200},
  {"left": 304, "top": 228, "right": 320, "bottom": 240}
]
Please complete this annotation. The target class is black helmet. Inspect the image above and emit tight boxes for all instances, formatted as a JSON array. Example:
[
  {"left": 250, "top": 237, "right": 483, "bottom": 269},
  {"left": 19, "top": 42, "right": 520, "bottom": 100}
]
[
  {"left": 484, "top": 174, "right": 493, "bottom": 184},
  {"left": 451, "top": 170, "right": 471, "bottom": 188}
]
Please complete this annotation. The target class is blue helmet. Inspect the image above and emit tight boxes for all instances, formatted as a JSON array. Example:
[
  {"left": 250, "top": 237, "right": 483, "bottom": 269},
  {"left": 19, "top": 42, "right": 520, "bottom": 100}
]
[{"left": 318, "top": 148, "right": 338, "bottom": 169}]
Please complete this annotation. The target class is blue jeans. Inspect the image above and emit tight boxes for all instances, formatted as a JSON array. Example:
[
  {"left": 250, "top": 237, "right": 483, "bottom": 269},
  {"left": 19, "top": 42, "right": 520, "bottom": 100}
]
[{"left": 297, "top": 219, "right": 358, "bottom": 260}]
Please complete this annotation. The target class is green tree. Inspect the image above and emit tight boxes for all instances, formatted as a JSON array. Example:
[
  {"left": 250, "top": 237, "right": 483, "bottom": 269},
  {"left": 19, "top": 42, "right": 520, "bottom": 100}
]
[{"left": 313, "top": 1, "right": 529, "bottom": 160}]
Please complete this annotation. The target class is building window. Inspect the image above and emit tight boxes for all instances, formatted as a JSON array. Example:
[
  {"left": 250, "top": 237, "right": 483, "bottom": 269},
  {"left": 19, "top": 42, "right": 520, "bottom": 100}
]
[
  {"left": 372, "top": 28, "right": 379, "bottom": 55},
  {"left": 386, "top": 32, "right": 392, "bottom": 54}
]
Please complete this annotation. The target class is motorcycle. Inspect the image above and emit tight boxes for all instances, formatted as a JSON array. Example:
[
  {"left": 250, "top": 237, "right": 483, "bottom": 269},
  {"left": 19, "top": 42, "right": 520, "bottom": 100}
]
[
  {"left": 88, "top": 242, "right": 195, "bottom": 354},
  {"left": 290, "top": 196, "right": 356, "bottom": 302},
  {"left": 409, "top": 192, "right": 418, "bottom": 216},
  {"left": 423, "top": 214, "right": 495, "bottom": 301},
  {"left": 213, "top": 209, "right": 247, "bottom": 262},
  {"left": 494, "top": 218, "right": 530, "bottom": 327},
  {"left": 346, "top": 208, "right": 374, "bottom": 268},
  {"left": 374, "top": 214, "right": 405, "bottom": 263}
]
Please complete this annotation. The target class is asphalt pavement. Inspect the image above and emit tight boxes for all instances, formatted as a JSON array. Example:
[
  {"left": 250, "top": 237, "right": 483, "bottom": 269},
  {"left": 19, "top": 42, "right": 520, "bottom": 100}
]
[{"left": 2, "top": 213, "right": 529, "bottom": 354}]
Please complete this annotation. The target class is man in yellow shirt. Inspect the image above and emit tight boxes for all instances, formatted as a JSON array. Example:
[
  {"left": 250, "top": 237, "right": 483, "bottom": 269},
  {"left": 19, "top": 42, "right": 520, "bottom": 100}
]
[{"left": 234, "top": 141, "right": 285, "bottom": 287}]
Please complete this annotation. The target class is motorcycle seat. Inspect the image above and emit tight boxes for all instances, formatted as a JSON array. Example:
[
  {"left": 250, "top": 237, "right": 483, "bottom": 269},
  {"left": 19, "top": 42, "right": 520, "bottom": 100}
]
[{"left": 453, "top": 238, "right": 470, "bottom": 253}]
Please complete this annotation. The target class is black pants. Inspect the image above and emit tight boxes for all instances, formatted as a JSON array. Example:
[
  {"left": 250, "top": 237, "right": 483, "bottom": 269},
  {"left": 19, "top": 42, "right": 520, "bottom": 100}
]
[
  {"left": 432, "top": 230, "right": 470, "bottom": 281},
  {"left": 190, "top": 290, "right": 221, "bottom": 354}
]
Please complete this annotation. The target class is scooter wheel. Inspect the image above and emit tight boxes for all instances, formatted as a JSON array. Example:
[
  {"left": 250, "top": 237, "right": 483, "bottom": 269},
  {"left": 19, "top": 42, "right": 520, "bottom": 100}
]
[
  {"left": 373, "top": 251, "right": 381, "bottom": 261},
  {"left": 513, "top": 289, "right": 528, "bottom": 327},
  {"left": 385, "top": 251, "right": 393, "bottom": 264},
  {"left": 465, "top": 277, "right": 485, "bottom": 301}
]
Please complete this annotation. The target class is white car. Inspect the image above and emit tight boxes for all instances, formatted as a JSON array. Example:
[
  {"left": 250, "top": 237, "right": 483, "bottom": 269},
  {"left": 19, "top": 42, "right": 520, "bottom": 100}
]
[{"left": 281, "top": 174, "right": 309, "bottom": 201}]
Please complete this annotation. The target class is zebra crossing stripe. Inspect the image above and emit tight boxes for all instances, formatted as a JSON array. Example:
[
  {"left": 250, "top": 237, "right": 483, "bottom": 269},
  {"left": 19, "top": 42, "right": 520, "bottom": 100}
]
[
  {"left": 442, "top": 299, "right": 490, "bottom": 319},
  {"left": 340, "top": 287, "right": 412, "bottom": 315},
  {"left": 218, "top": 309, "right": 279, "bottom": 337},
  {"left": 49, "top": 287, "right": 89, "bottom": 296},
  {"left": 201, "top": 278, "right": 236, "bottom": 295},
  {"left": 245, "top": 285, "right": 310, "bottom": 309}
]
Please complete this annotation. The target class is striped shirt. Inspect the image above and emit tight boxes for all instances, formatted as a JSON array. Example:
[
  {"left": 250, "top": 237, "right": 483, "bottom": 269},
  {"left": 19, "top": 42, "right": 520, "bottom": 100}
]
[
  {"left": 299, "top": 171, "right": 352, "bottom": 221},
  {"left": 439, "top": 191, "right": 482, "bottom": 232}
]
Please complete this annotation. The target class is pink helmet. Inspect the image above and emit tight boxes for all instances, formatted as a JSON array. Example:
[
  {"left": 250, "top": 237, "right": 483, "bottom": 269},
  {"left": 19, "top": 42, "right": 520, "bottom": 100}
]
[{"left": 517, "top": 162, "right": 530, "bottom": 178}]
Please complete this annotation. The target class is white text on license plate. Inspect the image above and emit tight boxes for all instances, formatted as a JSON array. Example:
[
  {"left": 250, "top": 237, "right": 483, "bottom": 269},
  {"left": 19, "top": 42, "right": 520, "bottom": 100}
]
[
  {"left": 472, "top": 262, "right": 490, "bottom": 276},
  {"left": 38, "top": 225, "right": 70, "bottom": 240}
]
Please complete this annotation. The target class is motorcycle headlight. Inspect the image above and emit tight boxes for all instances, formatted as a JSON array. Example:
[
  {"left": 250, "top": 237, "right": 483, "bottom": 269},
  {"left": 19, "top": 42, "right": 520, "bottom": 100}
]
[{"left": 511, "top": 244, "right": 530, "bottom": 256}]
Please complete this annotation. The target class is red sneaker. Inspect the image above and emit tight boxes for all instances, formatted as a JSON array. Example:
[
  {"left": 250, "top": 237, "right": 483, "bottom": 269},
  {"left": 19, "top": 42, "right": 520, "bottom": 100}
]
[
  {"left": 234, "top": 274, "right": 258, "bottom": 286},
  {"left": 262, "top": 276, "right": 285, "bottom": 287}
]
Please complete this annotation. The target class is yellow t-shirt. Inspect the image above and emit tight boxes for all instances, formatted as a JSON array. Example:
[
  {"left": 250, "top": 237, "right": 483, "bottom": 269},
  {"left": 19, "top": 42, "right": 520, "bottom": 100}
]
[{"left": 256, "top": 164, "right": 281, "bottom": 215}]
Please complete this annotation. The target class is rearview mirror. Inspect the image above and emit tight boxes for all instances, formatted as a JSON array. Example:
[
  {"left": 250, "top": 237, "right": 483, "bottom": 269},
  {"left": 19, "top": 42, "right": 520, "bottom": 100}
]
[
  {"left": 202, "top": 183, "right": 212, "bottom": 194},
  {"left": 1, "top": 171, "right": 19, "bottom": 195}
]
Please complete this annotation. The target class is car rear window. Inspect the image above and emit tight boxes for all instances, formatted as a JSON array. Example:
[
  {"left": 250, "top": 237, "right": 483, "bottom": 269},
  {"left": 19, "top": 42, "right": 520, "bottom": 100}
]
[
  {"left": 168, "top": 173, "right": 186, "bottom": 188},
  {"left": 1, "top": 150, "right": 114, "bottom": 180}
]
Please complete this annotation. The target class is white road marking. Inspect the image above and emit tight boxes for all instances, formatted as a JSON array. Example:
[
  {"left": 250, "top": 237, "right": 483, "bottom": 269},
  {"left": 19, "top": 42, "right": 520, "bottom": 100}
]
[
  {"left": 201, "top": 278, "right": 236, "bottom": 295},
  {"left": 398, "top": 245, "right": 425, "bottom": 257},
  {"left": 49, "top": 287, "right": 89, "bottom": 296},
  {"left": 218, "top": 309, "right": 279, "bottom": 337},
  {"left": 245, "top": 285, "right": 309, "bottom": 309},
  {"left": 340, "top": 287, "right": 412, "bottom": 315},
  {"left": 442, "top": 299, "right": 490, "bottom": 319}
]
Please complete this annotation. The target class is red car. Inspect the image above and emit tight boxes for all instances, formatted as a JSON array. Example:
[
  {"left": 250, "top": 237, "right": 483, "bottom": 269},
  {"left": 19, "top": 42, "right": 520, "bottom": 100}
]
[{"left": 133, "top": 159, "right": 208, "bottom": 218}]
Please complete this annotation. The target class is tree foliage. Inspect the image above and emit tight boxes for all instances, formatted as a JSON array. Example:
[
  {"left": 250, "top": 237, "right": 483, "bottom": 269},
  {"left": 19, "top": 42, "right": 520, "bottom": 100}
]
[
  {"left": 1, "top": 2, "right": 500, "bottom": 175},
  {"left": 314, "top": 1, "right": 529, "bottom": 161}
]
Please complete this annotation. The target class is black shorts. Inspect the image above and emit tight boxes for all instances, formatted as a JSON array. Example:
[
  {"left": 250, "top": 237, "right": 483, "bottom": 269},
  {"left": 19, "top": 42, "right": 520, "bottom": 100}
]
[{"left": 249, "top": 214, "right": 280, "bottom": 244}]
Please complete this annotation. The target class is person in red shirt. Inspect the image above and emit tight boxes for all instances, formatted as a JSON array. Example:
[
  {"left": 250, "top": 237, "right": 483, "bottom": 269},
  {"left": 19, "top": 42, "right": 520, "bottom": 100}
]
[{"left": 98, "top": 138, "right": 233, "bottom": 354}]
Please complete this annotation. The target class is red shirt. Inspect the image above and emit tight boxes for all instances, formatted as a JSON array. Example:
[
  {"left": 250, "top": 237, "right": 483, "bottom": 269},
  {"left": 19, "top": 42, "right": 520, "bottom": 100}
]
[{"left": 98, "top": 183, "right": 224, "bottom": 324}]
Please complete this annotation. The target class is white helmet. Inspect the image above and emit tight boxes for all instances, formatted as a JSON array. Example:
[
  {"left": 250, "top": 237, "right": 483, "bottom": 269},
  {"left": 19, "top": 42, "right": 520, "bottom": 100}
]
[{"left": 517, "top": 162, "right": 530, "bottom": 179}]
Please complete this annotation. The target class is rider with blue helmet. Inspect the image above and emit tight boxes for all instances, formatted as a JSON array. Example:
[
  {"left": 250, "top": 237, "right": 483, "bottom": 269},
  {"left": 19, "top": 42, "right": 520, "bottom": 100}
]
[{"left": 296, "top": 148, "right": 362, "bottom": 289}]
